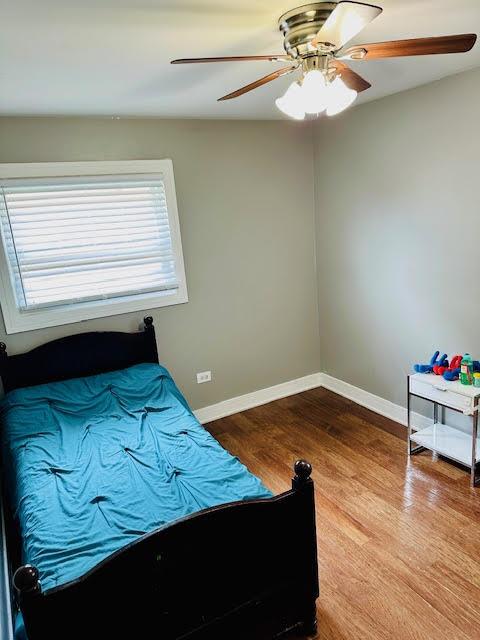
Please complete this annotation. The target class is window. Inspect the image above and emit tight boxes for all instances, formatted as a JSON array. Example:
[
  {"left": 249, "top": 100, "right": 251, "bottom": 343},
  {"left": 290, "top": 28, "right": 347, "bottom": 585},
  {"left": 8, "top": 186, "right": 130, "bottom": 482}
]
[{"left": 0, "top": 160, "right": 188, "bottom": 333}]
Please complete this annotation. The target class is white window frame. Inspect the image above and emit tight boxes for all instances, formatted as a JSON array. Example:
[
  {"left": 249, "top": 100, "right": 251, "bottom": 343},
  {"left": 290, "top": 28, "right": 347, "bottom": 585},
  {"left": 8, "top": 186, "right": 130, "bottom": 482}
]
[{"left": 0, "top": 160, "right": 188, "bottom": 334}]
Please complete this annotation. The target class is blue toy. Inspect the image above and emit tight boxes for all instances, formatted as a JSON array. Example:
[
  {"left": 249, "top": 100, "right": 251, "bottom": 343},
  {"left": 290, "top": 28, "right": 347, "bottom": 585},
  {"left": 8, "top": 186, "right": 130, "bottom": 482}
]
[
  {"left": 414, "top": 351, "right": 448, "bottom": 374},
  {"left": 443, "top": 368, "right": 460, "bottom": 381}
]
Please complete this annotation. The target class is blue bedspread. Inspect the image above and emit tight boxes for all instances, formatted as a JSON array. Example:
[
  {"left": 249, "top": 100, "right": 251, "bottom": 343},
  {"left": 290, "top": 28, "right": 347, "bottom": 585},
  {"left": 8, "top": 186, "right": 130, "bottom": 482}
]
[{"left": 1, "top": 363, "right": 271, "bottom": 593}]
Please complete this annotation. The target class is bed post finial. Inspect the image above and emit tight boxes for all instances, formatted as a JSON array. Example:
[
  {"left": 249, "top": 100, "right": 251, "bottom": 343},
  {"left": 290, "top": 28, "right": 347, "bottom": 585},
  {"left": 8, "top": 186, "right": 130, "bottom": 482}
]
[
  {"left": 292, "top": 459, "right": 312, "bottom": 490},
  {"left": 0, "top": 343, "right": 7, "bottom": 381},
  {"left": 143, "top": 316, "right": 159, "bottom": 363},
  {"left": 292, "top": 459, "right": 318, "bottom": 635},
  {"left": 13, "top": 565, "right": 41, "bottom": 596}
]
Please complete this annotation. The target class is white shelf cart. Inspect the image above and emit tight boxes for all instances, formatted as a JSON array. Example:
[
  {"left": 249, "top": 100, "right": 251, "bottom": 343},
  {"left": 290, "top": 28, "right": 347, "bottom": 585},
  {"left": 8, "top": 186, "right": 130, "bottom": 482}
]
[{"left": 408, "top": 373, "right": 480, "bottom": 487}]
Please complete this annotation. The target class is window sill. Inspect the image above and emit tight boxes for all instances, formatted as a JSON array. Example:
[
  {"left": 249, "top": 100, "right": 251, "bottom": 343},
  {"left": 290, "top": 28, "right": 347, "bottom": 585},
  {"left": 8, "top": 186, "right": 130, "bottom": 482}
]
[{"left": 0, "top": 286, "right": 188, "bottom": 334}]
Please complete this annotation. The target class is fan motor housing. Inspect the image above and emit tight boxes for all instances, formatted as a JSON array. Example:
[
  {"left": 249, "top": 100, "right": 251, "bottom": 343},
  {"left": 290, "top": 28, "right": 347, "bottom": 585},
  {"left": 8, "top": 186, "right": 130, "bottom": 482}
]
[{"left": 278, "top": 2, "right": 338, "bottom": 58}]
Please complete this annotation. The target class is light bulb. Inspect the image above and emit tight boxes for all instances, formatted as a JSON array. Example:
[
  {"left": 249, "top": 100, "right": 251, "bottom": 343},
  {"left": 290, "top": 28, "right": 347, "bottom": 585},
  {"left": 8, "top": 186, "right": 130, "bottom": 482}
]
[
  {"left": 275, "top": 81, "right": 305, "bottom": 120},
  {"left": 301, "top": 70, "right": 328, "bottom": 114},
  {"left": 326, "top": 76, "right": 357, "bottom": 116}
]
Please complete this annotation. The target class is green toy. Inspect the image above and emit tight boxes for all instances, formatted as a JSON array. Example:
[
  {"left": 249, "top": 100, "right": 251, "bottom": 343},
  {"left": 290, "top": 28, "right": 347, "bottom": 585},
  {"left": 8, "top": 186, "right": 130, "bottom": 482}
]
[{"left": 460, "top": 354, "right": 474, "bottom": 385}]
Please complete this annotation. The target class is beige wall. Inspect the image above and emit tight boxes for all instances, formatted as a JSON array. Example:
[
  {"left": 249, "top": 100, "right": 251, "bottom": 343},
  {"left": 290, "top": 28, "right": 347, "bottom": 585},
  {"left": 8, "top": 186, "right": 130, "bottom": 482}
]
[
  {"left": 0, "top": 117, "right": 320, "bottom": 409},
  {"left": 314, "top": 67, "right": 480, "bottom": 407}
]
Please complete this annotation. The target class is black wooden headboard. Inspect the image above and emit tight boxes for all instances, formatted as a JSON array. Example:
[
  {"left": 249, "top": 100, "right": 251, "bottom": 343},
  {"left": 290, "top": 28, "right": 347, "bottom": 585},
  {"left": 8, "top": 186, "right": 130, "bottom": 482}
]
[{"left": 0, "top": 317, "right": 159, "bottom": 393}]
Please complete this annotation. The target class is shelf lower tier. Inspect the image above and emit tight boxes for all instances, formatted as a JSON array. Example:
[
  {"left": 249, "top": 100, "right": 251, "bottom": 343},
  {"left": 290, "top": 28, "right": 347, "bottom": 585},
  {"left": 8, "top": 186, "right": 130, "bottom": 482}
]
[{"left": 410, "top": 422, "right": 480, "bottom": 467}]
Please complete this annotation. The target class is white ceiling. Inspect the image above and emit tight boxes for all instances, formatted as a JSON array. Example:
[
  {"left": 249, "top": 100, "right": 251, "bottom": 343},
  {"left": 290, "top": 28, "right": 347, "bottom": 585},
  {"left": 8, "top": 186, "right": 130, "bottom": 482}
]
[{"left": 1, "top": 0, "right": 480, "bottom": 119}]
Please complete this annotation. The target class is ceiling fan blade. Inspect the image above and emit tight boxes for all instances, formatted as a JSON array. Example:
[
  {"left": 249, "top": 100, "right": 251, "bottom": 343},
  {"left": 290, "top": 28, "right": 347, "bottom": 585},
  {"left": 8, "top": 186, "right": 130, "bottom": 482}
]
[
  {"left": 171, "top": 55, "right": 290, "bottom": 64},
  {"left": 218, "top": 65, "right": 297, "bottom": 101},
  {"left": 312, "top": 1, "right": 382, "bottom": 50},
  {"left": 341, "top": 34, "right": 477, "bottom": 60},
  {"left": 329, "top": 60, "right": 371, "bottom": 92}
]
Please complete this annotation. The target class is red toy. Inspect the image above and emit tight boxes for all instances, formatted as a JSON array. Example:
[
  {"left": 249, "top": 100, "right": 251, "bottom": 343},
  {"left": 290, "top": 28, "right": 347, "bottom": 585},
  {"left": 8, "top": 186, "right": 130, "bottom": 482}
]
[{"left": 434, "top": 354, "right": 462, "bottom": 377}]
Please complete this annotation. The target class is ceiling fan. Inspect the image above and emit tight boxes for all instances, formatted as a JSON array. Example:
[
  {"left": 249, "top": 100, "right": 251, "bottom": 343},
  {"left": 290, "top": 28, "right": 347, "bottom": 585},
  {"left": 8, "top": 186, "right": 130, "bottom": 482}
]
[{"left": 171, "top": 1, "right": 477, "bottom": 119}]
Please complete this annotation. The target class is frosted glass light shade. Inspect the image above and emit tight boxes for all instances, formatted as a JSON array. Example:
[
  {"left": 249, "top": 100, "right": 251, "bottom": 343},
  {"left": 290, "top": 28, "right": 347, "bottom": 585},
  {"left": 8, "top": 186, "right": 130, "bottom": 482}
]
[
  {"left": 301, "top": 70, "right": 328, "bottom": 114},
  {"left": 326, "top": 76, "right": 357, "bottom": 116},
  {"left": 275, "top": 72, "right": 358, "bottom": 120},
  {"left": 275, "top": 81, "right": 305, "bottom": 120}
]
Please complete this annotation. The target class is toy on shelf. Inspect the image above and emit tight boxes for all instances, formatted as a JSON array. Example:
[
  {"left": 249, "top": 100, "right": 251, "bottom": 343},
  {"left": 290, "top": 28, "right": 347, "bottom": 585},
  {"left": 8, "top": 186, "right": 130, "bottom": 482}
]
[
  {"left": 433, "top": 356, "right": 452, "bottom": 375},
  {"left": 458, "top": 355, "right": 480, "bottom": 385},
  {"left": 442, "top": 355, "right": 462, "bottom": 381},
  {"left": 460, "top": 354, "right": 474, "bottom": 385},
  {"left": 414, "top": 352, "right": 480, "bottom": 382},
  {"left": 414, "top": 351, "right": 448, "bottom": 374}
]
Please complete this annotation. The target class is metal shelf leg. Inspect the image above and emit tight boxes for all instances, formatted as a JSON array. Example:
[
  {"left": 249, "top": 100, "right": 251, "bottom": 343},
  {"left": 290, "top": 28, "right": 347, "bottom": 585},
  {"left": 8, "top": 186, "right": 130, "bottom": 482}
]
[
  {"left": 407, "top": 375, "right": 425, "bottom": 456},
  {"left": 471, "top": 410, "right": 479, "bottom": 488}
]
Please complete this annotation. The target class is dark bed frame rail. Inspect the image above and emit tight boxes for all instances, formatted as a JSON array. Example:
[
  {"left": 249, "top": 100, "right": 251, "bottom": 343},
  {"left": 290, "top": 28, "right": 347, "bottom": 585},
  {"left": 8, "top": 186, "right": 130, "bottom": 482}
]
[{"left": 0, "top": 317, "right": 319, "bottom": 639}]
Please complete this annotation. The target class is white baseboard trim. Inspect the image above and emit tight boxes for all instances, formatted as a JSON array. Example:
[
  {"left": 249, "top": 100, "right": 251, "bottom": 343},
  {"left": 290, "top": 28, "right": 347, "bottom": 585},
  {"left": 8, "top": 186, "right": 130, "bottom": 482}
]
[
  {"left": 194, "top": 370, "right": 429, "bottom": 431},
  {"left": 194, "top": 372, "right": 323, "bottom": 424},
  {"left": 320, "top": 373, "right": 430, "bottom": 431}
]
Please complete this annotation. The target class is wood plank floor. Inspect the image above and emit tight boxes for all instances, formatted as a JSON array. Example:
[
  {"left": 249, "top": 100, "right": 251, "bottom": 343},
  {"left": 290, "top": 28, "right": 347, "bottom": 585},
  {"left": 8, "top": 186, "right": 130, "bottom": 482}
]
[{"left": 207, "top": 388, "right": 480, "bottom": 640}]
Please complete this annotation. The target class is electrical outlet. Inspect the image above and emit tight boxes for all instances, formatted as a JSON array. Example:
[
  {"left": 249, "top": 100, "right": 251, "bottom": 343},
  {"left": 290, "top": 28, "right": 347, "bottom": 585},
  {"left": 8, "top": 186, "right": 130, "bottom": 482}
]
[{"left": 196, "top": 371, "right": 212, "bottom": 384}]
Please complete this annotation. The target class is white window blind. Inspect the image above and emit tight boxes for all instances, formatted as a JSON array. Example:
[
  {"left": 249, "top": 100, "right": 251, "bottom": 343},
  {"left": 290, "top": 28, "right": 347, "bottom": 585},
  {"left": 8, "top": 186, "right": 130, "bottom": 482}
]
[{"left": 0, "top": 174, "right": 180, "bottom": 311}]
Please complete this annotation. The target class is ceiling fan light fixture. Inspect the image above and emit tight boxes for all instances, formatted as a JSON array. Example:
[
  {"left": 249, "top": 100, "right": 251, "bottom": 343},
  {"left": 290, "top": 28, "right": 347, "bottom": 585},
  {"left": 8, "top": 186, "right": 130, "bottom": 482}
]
[
  {"left": 172, "top": 4, "right": 478, "bottom": 120},
  {"left": 326, "top": 76, "right": 358, "bottom": 116},
  {"left": 275, "top": 81, "right": 306, "bottom": 120},
  {"left": 301, "top": 69, "right": 328, "bottom": 114},
  {"left": 276, "top": 72, "right": 359, "bottom": 120}
]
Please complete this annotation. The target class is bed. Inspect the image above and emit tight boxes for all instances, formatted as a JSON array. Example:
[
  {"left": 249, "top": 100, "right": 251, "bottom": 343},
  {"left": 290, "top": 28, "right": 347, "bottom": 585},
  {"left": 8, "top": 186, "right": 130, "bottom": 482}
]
[{"left": 0, "top": 317, "right": 319, "bottom": 640}]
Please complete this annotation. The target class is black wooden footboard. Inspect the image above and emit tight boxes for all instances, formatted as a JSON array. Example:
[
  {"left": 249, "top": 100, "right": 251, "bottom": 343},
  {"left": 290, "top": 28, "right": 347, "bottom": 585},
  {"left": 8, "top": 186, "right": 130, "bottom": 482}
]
[{"left": 13, "top": 460, "right": 318, "bottom": 640}]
